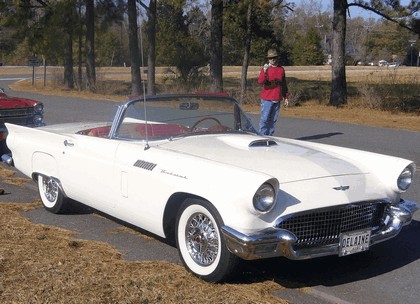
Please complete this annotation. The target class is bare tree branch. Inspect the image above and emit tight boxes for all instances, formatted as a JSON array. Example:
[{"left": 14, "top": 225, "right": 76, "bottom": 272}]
[{"left": 347, "top": 2, "right": 419, "bottom": 33}]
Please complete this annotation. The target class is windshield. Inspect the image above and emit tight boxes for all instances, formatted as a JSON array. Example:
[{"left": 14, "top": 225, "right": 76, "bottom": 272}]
[{"left": 112, "top": 94, "right": 257, "bottom": 140}]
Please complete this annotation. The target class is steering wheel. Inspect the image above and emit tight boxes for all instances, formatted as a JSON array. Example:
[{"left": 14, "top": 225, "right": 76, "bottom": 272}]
[{"left": 191, "top": 116, "right": 222, "bottom": 131}]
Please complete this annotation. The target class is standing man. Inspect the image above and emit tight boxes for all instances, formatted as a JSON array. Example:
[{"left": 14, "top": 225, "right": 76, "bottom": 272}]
[{"left": 257, "top": 49, "right": 289, "bottom": 135}]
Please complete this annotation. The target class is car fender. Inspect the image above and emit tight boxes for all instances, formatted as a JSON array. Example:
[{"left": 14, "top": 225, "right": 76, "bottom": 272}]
[
  {"left": 281, "top": 138, "right": 415, "bottom": 194},
  {"left": 150, "top": 151, "right": 278, "bottom": 232},
  {"left": 32, "top": 152, "right": 59, "bottom": 181}
]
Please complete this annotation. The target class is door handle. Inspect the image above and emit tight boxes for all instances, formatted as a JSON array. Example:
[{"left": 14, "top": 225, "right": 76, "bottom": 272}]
[{"left": 64, "top": 140, "right": 74, "bottom": 147}]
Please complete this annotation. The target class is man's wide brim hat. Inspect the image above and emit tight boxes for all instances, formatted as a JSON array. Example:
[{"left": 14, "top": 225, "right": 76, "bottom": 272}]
[{"left": 267, "top": 49, "right": 278, "bottom": 58}]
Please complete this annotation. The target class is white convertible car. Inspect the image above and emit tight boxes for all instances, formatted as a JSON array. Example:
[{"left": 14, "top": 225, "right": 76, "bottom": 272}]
[{"left": 2, "top": 93, "right": 418, "bottom": 282}]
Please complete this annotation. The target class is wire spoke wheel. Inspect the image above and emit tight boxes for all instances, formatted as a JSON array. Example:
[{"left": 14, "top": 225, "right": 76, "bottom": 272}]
[
  {"left": 185, "top": 212, "right": 219, "bottom": 266},
  {"left": 42, "top": 176, "right": 59, "bottom": 203},
  {"left": 37, "top": 175, "right": 68, "bottom": 214},
  {"left": 176, "top": 199, "right": 238, "bottom": 282}
]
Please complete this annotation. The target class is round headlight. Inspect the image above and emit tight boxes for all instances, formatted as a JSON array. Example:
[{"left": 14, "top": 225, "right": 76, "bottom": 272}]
[
  {"left": 253, "top": 183, "right": 276, "bottom": 213},
  {"left": 34, "top": 103, "right": 44, "bottom": 113},
  {"left": 397, "top": 166, "right": 413, "bottom": 191}
]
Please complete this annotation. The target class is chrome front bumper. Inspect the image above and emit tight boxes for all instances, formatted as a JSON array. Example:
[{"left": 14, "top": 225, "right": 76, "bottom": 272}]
[{"left": 221, "top": 199, "right": 418, "bottom": 261}]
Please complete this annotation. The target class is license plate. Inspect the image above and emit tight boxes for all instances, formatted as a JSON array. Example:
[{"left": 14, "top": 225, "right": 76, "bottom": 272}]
[{"left": 339, "top": 229, "right": 371, "bottom": 257}]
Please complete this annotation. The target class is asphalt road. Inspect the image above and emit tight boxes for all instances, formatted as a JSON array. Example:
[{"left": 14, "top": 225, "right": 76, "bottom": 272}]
[{"left": 1, "top": 76, "right": 419, "bottom": 304}]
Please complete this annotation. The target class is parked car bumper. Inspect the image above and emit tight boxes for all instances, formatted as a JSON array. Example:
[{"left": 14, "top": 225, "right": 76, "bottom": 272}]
[{"left": 222, "top": 199, "right": 418, "bottom": 260}]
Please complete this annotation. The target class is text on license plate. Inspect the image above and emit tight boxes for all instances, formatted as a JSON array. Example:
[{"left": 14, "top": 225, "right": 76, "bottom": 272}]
[{"left": 339, "top": 229, "right": 371, "bottom": 257}]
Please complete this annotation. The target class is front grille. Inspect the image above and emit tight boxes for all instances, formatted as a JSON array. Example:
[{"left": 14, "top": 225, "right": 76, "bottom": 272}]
[
  {"left": 0, "top": 107, "right": 36, "bottom": 127},
  {"left": 277, "top": 201, "right": 388, "bottom": 249}
]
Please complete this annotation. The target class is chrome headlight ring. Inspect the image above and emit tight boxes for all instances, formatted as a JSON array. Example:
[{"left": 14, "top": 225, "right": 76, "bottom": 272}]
[
  {"left": 253, "top": 179, "right": 278, "bottom": 213},
  {"left": 397, "top": 164, "right": 415, "bottom": 191}
]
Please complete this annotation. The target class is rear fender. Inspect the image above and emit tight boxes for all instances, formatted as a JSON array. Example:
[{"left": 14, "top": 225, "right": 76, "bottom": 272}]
[{"left": 32, "top": 152, "right": 58, "bottom": 181}]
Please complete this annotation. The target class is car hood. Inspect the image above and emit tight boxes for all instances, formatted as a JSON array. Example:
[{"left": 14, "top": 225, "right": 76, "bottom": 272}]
[
  {"left": 0, "top": 96, "right": 38, "bottom": 108},
  {"left": 160, "top": 133, "right": 368, "bottom": 183}
]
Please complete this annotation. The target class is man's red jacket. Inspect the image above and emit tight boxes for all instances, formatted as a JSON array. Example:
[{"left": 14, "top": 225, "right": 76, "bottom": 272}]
[{"left": 258, "top": 65, "right": 288, "bottom": 101}]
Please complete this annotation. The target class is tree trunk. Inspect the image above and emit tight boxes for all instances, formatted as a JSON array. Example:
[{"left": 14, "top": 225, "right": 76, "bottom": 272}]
[
  {"left": 240, "top": 0, "right": 253, "bottom": 103},
  {"left": 329, "top": 0, "right": 347, "bottom": 106},
  {"left": 77, "top": 22, "right": 83, "bottom": 91},
  {"left": 127, "top": 0, "right": 142, "bottom": 96},
  {"left": 63, "top": 8, "right": 74, "bottom": 90},
  {"left": 85, "top": 0, "right": 96, "bottom": 92},
  {"left": 77, "top": 4, "right": 83, "bottom": 90},
  {"left": 147, "top": 0, "right": 157, "bottom": 95},
  {"left": 63, "top": 32, "right": 74, "bottom": 89},
  {"left": 210, "top": 0, "right": 223, "bottom": 92}
]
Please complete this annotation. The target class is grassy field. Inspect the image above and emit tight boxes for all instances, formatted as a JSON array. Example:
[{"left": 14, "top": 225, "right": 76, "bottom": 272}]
[{"left": 3, "top": 65, "right": 420, "bottom": 131}]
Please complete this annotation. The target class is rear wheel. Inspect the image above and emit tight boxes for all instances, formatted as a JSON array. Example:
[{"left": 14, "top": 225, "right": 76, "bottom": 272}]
[
  {"left": 37, "top": 175, "right": 68, "bottom": 214},
  {"left": 175, "top": 198, "right": 237, "bottom": 282}
]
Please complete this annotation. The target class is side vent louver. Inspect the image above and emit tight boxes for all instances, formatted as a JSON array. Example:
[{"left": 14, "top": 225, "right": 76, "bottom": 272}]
[
  {"left": 249, "top": 140, "right": 278, "bottom": 147},
  {"left": 134, "top": 160, "right": 157, "bottom": 171}
]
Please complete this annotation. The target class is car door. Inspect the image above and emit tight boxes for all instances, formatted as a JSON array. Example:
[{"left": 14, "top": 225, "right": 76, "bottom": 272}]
[
  {"left": 57, "top": 134, "right": 121, "bottom": 213},
  {"left": 111, "top": 140, "right": 170, "bottom": 237}
]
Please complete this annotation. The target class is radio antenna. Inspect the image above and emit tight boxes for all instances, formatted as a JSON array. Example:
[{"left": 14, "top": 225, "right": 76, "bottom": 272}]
[{"left": 139, "top": 16, "right": 149, "bottom": 150}]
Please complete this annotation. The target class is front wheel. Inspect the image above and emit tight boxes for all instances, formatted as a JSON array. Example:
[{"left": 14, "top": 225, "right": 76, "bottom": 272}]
[
  {"left": 37, "top": 175, "right": 68, "bottom": 214},
  {"left": 176, "top": 198, "right": 238, "bottom": 282}
]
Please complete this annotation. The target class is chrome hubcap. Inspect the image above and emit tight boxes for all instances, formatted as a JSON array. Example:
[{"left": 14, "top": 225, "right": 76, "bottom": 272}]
[
  {"left": 43, "top": 177, "right": 58, "bottom": 203},
  {"left": 185, "top": 213, "right": 219, "bottom": 266}
]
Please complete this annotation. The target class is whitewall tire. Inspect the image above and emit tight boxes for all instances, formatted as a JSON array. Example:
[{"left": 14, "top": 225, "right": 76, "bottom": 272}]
[
  {"left": 176, "top": 198, "right": 237, "bottom": 282},
  {"left": 37, "top": 175, "right": 68, "bottom": 214}
]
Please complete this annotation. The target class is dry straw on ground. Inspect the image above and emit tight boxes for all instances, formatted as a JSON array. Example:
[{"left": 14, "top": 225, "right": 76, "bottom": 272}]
[
  {"left": 0, "top": 202, "right": 287, "bottom": 303},
  {"left": 0, "top": 164, "right": 31, "bottom": 186},
  {"left": 1, "top": 167, "right": 285, "bottom": 303}
]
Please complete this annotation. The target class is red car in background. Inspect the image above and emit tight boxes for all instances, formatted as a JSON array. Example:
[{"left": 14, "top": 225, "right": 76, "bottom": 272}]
[{"left": 0, "top": 88, "right": 44, "bottom": 153}]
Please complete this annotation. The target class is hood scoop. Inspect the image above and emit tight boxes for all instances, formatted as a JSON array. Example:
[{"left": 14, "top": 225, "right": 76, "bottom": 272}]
[
  {"left": 217, "top": 135, "right": 279, "bottom": 150},
  {"left": 249, "top": 139, "right": 277, "bottom": 147}
]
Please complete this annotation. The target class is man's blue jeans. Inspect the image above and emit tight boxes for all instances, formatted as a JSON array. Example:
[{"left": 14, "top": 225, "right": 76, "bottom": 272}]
[{"left": 259, "top": 99, "right": 280, "bottom": 135}]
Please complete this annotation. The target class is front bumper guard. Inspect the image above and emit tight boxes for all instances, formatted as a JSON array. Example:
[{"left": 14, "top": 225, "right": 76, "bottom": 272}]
[{"left": 222, "top": 199, "right": 418, "bottom": 261}]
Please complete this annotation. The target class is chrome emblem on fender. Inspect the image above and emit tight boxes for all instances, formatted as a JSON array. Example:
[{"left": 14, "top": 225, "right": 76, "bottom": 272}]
[{"left": 333, "top": 185, "right": 350, "bottom": 191}]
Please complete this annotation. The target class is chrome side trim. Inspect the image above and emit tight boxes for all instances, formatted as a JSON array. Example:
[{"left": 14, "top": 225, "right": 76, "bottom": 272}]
[{"left": 222, "top": 199, "right": 418, "bottom": 261}]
